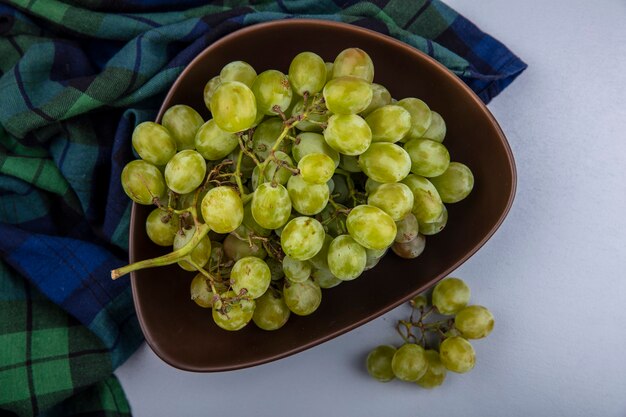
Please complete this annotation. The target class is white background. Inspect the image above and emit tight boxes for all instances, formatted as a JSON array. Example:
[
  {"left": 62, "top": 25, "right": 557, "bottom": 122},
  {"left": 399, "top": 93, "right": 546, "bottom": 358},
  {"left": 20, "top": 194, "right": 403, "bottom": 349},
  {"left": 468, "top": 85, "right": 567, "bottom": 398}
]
[{"left": 116, "top": 0, "right": 626, "bottom": 415}]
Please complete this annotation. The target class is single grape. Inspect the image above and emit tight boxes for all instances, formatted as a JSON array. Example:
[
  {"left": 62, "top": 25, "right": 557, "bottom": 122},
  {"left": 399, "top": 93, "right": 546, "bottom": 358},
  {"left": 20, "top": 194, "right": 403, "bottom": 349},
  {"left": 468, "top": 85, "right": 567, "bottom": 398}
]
[
  {"left": 289, "top": 51, "right": 326, "bottom": 95},
  {"left": 292, "top": 132, "right": 339, "bottom": 166},
  {"left": 363, "top": 254, "right": 382, "bottom": 271},
  {"left": 283, "top": 279, "right": 322, "bottom": 316},
  {"left": 289, "top": 99, "right": 329, "bottom": 132},
  {"left": 439, "top": 336, "right": 475, "bottom": 373},
  {"left": 364, "top": 178, "right": 382, "bottom": 195},
  {"left": 209, "top": 241, "right": 225, "bottom": 267},
  {"left": 219, "top": 61, "right": 257, "bottom": 87},
  {"left": 266, "top": 258, "right": 285, "bottom": 281},
  {"left": 332, "top": 48, "right": 374, "bottom": 82},
  {"left": 365, "top": 105, "right": 411, "bottom": 143},
  {"left": 312, "top": 267, "right": 342, "bottom": 289},
  {"left": 283, "top": 255, "right": 312, "bottom": 283},
  {"left": 203, "top": 75, "right": 221, "bottom": 111},
  {"left": 346, "top": 205, "right": 397, "bottom": 250},
  {"left": 230, "top": 256, "right": 271, "bottom": 299},
  {"left": 210, "top": 81, "right": 257, "bottom": 133},
  {"left": 251, "top": 151, "right": 293, "bottom": 189},
  {"left": 234, "top": 202, "right": 271, "bottom": 239},
  {"left": 455, "top": 305, "right": 495, "bottom": 339},
  {"left": 392, "top": 233, "right": 426, "bottom": 259},
  {"left": 308, "top": 234, "right": 332, "bottom": 270},
  {"left": 398, "top": 97, "right": 432, "bottom": 140},
  {"left": 298, "top": 153, "right": 335, "bottom": 184},
  {"left": 173, "top": 226, "right": 212, "bottom": 271},
  {"left": 395, "top": 213, "right": 419, "bottom": 243},
  {"left": 391, "top": 343, "right": 428, "bottom": 382},
  {"left": 145, "top": 208, "right": 178, "bottom": 246},
  {"left": 164, "top": 150, "right": 206, "bottom": 194},
  {"left": 324, "top": 114, "right": 372, "bottom": 156},
  {"left": 416, "top": 350, "right": 447, "bottom": 388},
  {"left": 251, "top": 183, "right": 292, "bottom": 230},
  {"left": 195, "top": 119, "right": 239, "bottom": 160},
  {"left": 327, "top": 235, "right": 367, "bottom": 281},
  {"left": 212, "top": 291, "right": 256, "bottom": 331},
  {"left": 131, "top": 121, "right": 176, "bottom": 166},
  {"left": 201, "top": 186, "right": 244, "bottom": 233},
  {"left": 252, "top": 118, "right": 291, "bottom": 160},
  {"left": 324, "top": 62, "right": 334, "bottom": 83},
  {"left": 162, "top": 105, "right": 204, "bottom": 151},
  {"left": 419, "top": 205, "right": 448, "bottom": 236},
  {"left": 253, "top": 290, "right": 291, "bottom": 331},
  {"left": 404, "top": 138, "right": 450, "bottom": 178},
  {"left": 330, "top": 175, "right": 351, "bottom": 206},
  {"left": 422, "top": 111, "right": 446, "bottom": 143},
  {"left": 411, "top": 294, "right": 428, "bottom": 309},
  {"left": 401, "top": 174, "right": 444, "bottom": 224},
  {"left": 429, "top": 162, "right": 474, "bottom": 203},
  {"left": 280, "top": 217, "right": 325, "bottom": 260},
  {"left": 339, "top": 154, "right": 362, "bottom": 173},
  {"left": 367, "top": 183, "right": 414, "bottom": 221},
  {"left": 287, "top": 175, "right": 329, "bottom": 215},
  {"left": 361, "top": 83, "right": 392, "bottom": 116},
  {"left": 121, "top": 160, "right": 165, "bottom": 205},
  {"left": 358, "top": 142, "right": 411, "bottom": 183},
  {"left": 327, "top": 178, "right": 335, "bottom": 195},
  {"left": 252, "top": 69, "right": 293, "bottom": 116},
  {"left": 222, "top": 233, "right": 266, "bottom": 261},
  {"left": 366, "top": 345, "right": 397, "bottom": 382},
  {"left": 227, "top": 148, "right": 256, "bottom": 175},
  {"left": 365, "top": 247, "right": 387, "bottom": 263},
  {"left": 190, "top": 274, "right": 215, "bottom": 308},
  {"left": 432, "top": 277, "right": 470, "bottom": 315},
  {"left": 323, "top": 77, "right": 372, "bottom": 115}
]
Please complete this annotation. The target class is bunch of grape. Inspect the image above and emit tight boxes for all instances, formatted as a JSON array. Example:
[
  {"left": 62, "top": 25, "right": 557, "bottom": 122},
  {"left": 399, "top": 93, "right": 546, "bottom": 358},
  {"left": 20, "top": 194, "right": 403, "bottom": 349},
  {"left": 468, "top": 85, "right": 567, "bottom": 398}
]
[
  {"left": 113, "top": 47, "right": 475, "bottom": 332},
  {"left": 366, "top": 278, "right": 494, "bottom": 388}
]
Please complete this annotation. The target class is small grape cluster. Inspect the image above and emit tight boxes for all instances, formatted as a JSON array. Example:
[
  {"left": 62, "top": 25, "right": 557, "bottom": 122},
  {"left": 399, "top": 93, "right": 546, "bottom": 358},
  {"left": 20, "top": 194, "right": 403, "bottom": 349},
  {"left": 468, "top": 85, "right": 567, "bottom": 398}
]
[
  {"left": 366, "top": 278, "right": 494, "bottom": 388},
  {"left": 112, "top": 47, "right": 475, "bottom": 332}
]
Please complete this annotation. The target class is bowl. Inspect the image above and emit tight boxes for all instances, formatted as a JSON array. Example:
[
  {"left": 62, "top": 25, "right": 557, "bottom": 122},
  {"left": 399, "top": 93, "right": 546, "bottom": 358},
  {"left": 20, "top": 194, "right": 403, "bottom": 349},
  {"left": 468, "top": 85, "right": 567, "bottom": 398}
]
[{"left": 129, "top": 19, "right": 516, "bottom": 372}]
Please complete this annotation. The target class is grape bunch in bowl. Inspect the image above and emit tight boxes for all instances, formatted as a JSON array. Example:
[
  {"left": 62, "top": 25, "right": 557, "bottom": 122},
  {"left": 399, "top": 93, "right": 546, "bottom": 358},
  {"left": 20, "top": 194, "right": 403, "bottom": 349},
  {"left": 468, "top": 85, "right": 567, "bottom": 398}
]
[{"left": 113, "top": 47, "right": 474, "bottom": 332}]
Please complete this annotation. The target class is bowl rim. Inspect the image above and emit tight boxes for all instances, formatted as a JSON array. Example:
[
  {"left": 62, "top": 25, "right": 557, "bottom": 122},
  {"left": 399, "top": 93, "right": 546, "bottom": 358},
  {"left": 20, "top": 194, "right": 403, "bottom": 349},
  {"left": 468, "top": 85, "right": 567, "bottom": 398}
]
[{"left": 130, "top": 18, "right": 517, "bottom": 372}]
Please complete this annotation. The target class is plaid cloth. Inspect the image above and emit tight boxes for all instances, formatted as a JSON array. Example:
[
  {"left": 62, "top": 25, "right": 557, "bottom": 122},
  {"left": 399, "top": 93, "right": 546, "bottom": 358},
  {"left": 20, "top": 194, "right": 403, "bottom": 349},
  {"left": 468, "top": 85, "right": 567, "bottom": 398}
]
[{"left": 0, "top": 0, "right": 526, "bottom": 415}]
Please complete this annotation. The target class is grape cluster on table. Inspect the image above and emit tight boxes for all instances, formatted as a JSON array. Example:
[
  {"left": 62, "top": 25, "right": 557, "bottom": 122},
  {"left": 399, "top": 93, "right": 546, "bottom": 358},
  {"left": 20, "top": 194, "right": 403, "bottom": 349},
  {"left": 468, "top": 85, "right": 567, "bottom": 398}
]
[{"left": 116, "top": 47, "right": 475, "bottom": 332}]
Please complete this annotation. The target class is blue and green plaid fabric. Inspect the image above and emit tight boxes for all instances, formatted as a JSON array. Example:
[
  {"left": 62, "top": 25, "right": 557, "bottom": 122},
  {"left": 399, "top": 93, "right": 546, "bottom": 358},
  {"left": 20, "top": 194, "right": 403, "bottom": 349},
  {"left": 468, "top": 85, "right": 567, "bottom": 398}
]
[{"left": 0, "top": 1, "right": 526, "bottom": 415}]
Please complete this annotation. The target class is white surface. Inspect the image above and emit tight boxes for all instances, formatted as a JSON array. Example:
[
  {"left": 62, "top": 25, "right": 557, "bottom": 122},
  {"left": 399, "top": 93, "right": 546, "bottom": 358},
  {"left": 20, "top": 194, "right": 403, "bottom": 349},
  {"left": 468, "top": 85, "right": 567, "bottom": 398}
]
[{"left": 115, "top": 1, "right": 626, "bottom": 415}]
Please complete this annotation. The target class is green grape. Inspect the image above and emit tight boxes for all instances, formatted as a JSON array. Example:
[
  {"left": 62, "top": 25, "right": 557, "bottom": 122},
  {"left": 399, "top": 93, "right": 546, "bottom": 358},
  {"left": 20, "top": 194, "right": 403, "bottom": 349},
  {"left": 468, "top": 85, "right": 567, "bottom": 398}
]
[
  {"left": 361, "top": 83, "right": 392, "bottom": 116},
  {"left": 251, "top": 151, "right": 293, "bottom": 189},
  {"left": 283, "top": 255, "right": 312, "bottom": 283},
  {"left": 298, "top": 153, "right": 335, "bottom": 184},
  {"left": 365, "top": 105, "right": 411, "bottom": 143},
  {"left": 429, "top": 162, "right": 474, "bottom": 203},
  {"left": 422, "top": 111, "right": 446, "bottom": 143},
  {"left": 219, "top": 61, "right": 257, "bottom": 87},
  {"left": 252, "top": 118, "right": 291, "bottom": 160},
  {"left": 401, "top": 174, "right": 444, "bottom": 224},
  {"left": 391, "top": 343, "right": 428, "bottom": 382},
  {"left": 324, "top": 62, "right": 334, "bottom": 83},
  {"left": 223, "top": 233, "right": 266, "bottom": 261},
  {"left": 411, "top": 294, "right": 428, "bottom": 309},
  {"left": 317, "top": 204, "right": 348, "bottom": 237},
  {"left": 439, "top": 336, "right": 475, "bottom": 373},
  {"left": 287, "top": 175, "right": 329, "bottom": 215},
  {"left": 231, "top": 256, "right": 271, "bottom": 299},
  {"left": 252, "top": 70, "right": 293, "bottom": 116},
  {"left": 332, "top": 48, "right": 374, "bottom": 82},
  {"left": 419, "top": 205, "right": 448, "bottom": 236},
  {"left": 416, "top": 350, "right": 447, "bottom": 388},
  {"left": 323, "top": 77, "right": 372, "bottom": 115},
  {"left": 455, "top": 305, "right": 495, "bottom": 339},
  {"left": 266, "top": 258, "right": 285, "bottom": 281},
  {"left": 312, "top": 267, "right": 342, "bottom": 289},
  {"left": 398, "top": 98, "right": 432, "bottom": 140},
  {"left": 289, "top": 99, "right": 329, "bottom": 132},
  {"left": 392, "top": 233, "right": 426, "bottom": 259},
  {"left": 366, "top": 345, "right": 396, "bottom": 382},
  {"left": 364, "top": 178, "right": 382, "bottom": 195},
  {"left": 234, "top": 202, "right": 271, "bottom": 239},
  {"left": 195, "top": 119, "right": 239, "bottom": 160},
  {"left": 330, "top": 175, "right": 351, "bottom": 205},
  {"left": 203, "top": 75, "right": 221, "bottom": 111},
  {"left": 227, "top": 148, "right": 256, "bottom": 175},
  {"left": 173, "top": 226, "right": 212, "bottom": 271},
  {"left": 283, "top": 279, "right": 322, "bottom": 316},
  {"left": 364, "top": 255, "right": 381, "bottom": 271},
  {"left": 432, "top": 277, "right": 470, "bottom": 315},
  {"left": 289, "top": 51, "right": 326, "bottom": 95},
  {"left": 251, "top": 183, "right": 292, "bottom": 229},
  {"left": 212, "top": 291, "right": 255, "bottom": 331},
  {"left": 253, "top": 290, "right": 291, "bottom": 331},
  {"left": 365, "top": 247, "right": 387, "bottom": 263},
  {"left": 121, "top": 160, "right": 165, "bottom": 205},
  {"left": 209, "top": 241, "right": 225, "bottom": 267},
  {"left": 395, "top": 213, "right": 419, "bottom": 243},
  {"left": 201, "top": 186, "right": 244, "bottom": 233},
  {"left": 367, "top": 183, "right": 414, "bottom": 221},
  {"left": 162, "top": 105, "right": 204, "bottom": 150},
  {"left": 346, "top": 205, "right": 397, "bottom": 250},
  {"left": 339, "top": 154, "right": 362, "bottom": 173},
  {"left": 324, "top": 114, "right": 372, "bottom": 156},
  {"left": 210, "top": 81, "right": 257, "bottom": 133},
  {"left": 327, "top": 235, "right": 367, "bottom": 281},
  {"left": 404, "top": 138, "right": 450, "bottom": 177},
  {"left": 280, "top": 217, "right": 325, "bottom": 260},
  {"left": 131, "top": 121, "right": 176, "bottom": 166},
  {"left": 358, "top": 142, "right": 411, "bottom": 183},
  {"left": 327, "top": 178, "right": 335, "bottom": 195},
  {"left": 292, "top": 132, "right": 339, "bottom": 166},
  {"left": 145, "top": 208, "right": 178, "bottom": 246},
  {"left": 190, "top": 274, "right": 214, "bottom": 308},
  {"left": 164, "top": 150, "right": 206, "bottom": 194},
  {"left": 308, "top": 234, "right": 332, "bottom": 270}
]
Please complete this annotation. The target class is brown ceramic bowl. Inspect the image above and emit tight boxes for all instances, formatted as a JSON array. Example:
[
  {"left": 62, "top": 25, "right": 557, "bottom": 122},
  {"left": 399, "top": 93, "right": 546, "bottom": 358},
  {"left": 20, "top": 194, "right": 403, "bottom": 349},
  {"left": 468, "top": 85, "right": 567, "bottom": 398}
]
[{"left": 129, "top": 19, "right": 516, "bottom": 372}]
